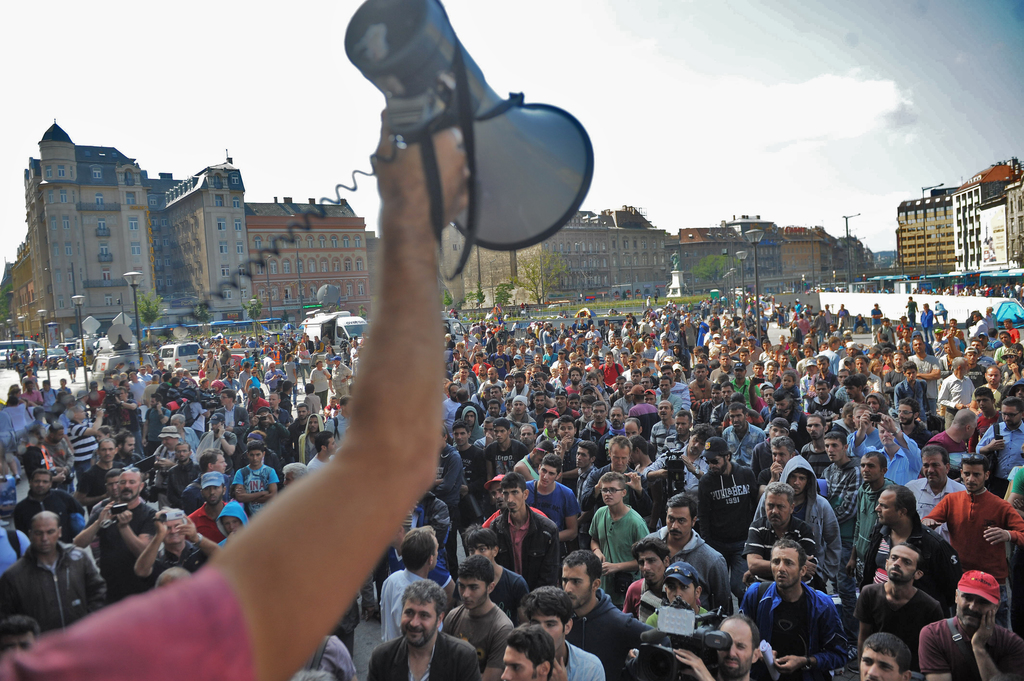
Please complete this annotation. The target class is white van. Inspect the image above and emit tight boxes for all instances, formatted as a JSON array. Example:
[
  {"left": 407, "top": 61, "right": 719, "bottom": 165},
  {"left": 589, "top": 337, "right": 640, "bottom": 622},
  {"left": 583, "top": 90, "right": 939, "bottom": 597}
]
[
  {"left": 301, "top": 311, "right": 368, "bottom": 350},
  {"left": 158, "top": 342, "right": 202, "bottom": 371}
]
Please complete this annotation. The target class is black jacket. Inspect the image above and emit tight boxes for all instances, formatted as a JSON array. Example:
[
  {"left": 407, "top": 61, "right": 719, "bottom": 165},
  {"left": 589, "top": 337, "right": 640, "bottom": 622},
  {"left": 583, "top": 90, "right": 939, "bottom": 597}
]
[
  {"left": 367, "top": 632, "right": 480, "bottom": 681},
  {"left": 0, "top": 542, "right": 106, "bottom": 632},
  {"left": 167, "top": 459, "right": 199, "bottom": 509},
  {"left": 860, "top": 518, "right": 962, "bottom": 614},
  {"left": 491, "top": 508, "right": 561, "bottom": 591}
]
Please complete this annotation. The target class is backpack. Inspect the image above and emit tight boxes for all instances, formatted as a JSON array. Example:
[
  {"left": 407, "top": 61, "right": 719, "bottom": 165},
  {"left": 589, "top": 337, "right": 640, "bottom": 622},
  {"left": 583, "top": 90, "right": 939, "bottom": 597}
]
[{"left": 6, "top": 529, "right": 21, "bottom": 559}]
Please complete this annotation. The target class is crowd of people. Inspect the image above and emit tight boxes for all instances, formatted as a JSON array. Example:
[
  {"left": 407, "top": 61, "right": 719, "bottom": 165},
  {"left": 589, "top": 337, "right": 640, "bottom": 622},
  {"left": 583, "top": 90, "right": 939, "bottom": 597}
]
[{"left": 1, "top": 119, "right": 1024, "bottom": 681}]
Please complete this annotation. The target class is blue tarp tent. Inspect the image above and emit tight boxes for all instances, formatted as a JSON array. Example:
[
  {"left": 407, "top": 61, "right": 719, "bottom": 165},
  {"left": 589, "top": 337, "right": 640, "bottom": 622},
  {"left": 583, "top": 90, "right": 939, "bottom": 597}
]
[{"left": 995, "top": 301, "right": 1024, "bottom": 326}]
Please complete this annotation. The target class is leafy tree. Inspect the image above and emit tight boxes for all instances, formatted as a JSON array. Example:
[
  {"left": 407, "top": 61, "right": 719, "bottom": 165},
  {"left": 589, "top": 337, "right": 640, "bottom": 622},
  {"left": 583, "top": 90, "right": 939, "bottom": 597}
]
[
  {"left": 442, "top": 289, "right": 453, "bottom": 307},
  {"left": 515, "top": 248, "right": 568, "bottom": 304},
  {"left": 193, "top": 302, "right": 212, "bottom": 325},
  {"left": 136, "top": 291, "right": 164, "bottom": 340},
  {"left": 494, "top": 282, "right": 514, "bottom": 308},
  {"left": 243, "top": 297, "right": 263, "bottom": 322},
  {"left": 0, "top": 281, "right": 12, "bottom": 323},
  {"left": 692, "top": 254, "right": 736, "bottom": 282},
  {"left": 472, "top": 281, "right": 486, "bottom": 307}
]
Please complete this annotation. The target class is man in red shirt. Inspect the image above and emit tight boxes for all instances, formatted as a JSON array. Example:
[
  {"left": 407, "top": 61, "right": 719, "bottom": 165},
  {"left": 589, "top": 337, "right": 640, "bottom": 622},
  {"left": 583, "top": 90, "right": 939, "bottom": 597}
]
[
  {"left": 187, "top": 472, "right": 227, "bottom": 544},
  {"left": 924, "top": 453, "right": 1024, "bottom": 626},
  {"left": 601, "top": 352, "right": 624, "bottom": 389}
]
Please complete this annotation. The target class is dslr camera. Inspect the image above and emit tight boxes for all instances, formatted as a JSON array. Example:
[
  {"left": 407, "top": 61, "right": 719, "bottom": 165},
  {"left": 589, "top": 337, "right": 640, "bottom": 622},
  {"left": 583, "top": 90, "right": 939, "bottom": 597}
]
[
  {"left": 636, "top": 600, "right": 730, "bottom": 681},
  {"left": 662, "top": 450, "right": 693, "bottom": 496}
]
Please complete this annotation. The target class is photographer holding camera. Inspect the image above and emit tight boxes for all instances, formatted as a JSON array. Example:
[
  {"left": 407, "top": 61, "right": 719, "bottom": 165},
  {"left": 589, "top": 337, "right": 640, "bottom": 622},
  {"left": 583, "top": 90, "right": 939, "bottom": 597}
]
[
  {"left": 641, "top": 615, "right": 763, "bottom": 681},
  {"left": 849, "top": 404, "right": 922, "bottom": 486}
]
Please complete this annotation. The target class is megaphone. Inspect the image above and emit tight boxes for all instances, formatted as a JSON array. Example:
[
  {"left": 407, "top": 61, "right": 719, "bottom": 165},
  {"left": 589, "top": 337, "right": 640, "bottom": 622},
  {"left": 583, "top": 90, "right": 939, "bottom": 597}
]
[{"left": 345, "top": 0, "right": 593, "bottom": 261}]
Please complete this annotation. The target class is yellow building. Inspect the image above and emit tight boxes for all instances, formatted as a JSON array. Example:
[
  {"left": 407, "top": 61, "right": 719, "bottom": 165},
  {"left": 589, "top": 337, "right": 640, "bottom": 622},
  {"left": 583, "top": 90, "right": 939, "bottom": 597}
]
[
  {"left": 896, "top": 192, "right": 955, "bottom": 273},
  {"left": 11, "top": 241, "right": 39, "bottom": 338}
]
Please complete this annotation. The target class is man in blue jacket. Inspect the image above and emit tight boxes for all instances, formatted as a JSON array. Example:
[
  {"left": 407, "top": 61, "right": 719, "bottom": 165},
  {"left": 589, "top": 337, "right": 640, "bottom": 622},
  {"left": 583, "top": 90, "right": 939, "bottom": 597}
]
[
  {"left": 562, "top": 549, "right": 649, "bottom": 681},
  {"left": 740, "top": 538, "right": 848, "bottom": 681}
]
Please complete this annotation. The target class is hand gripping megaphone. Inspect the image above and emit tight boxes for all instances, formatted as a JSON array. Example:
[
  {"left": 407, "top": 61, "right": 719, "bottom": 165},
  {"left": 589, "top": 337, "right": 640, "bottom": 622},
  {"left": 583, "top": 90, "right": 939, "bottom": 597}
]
[{"left": 345, "top": 0, "right": 594, "bottom": 271}]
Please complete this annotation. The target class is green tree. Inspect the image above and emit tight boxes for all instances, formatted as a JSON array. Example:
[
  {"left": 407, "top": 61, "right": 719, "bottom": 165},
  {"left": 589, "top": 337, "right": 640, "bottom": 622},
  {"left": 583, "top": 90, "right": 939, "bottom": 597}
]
[
  {"left": 472, "top": 281, "right": 486, "bottom": 307},
  {"left": 442, "top": 289, "right": 453, "bottom": 307},
  {"left": 0, "top": 281, "right": 12, "bottom": 323},
  {"left": 494, "top": 282, "right": 514, "bottom": 308},
  {"left": 137, "top": 291, "right": 164, "bottom": 340},
  {"left": 243, "top": 297, "right": 263, "bottom": 322},
  {"left": 515, "top": 249, "right": 568, "bottom": 304},
  {"left": 692, "top": 254, "right": 736, "bottom": 282},
  {"left": 193, "top": 302, "right": 212, "bottom": 325}
]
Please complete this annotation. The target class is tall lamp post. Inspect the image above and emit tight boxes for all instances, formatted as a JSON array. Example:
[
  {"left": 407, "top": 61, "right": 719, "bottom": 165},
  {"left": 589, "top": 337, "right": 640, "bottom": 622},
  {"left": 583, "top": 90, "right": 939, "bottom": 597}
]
[
  {"left": 843, "top": 213, "right": 860, "bottom": 288},
  {"left": 37, "top": 309, "right": 51, "bottom": 385},
  {"left": 17, "top": 315, "right": 26, "bottom": 340},
  {"left": 249, "top": 298, "right": 259, "bottom": 338},
  {"left": 736, "top": 251, "right": 748, "bottom": 315},
  {"left": 744, "top": 229, "right": 765, "bottom": 348},
  {"left": 71, "top": 295, "right": 88, "bottom": 386},
  {"left": 123, "top": 271, "right": 144, "bottom": 368}
]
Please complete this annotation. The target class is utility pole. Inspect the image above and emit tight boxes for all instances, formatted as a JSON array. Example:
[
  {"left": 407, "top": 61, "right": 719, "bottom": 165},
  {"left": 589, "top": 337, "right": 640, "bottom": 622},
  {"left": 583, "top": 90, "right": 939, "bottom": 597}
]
[{"left": 843, "top": 214, "right": 860, "bottom": 287}]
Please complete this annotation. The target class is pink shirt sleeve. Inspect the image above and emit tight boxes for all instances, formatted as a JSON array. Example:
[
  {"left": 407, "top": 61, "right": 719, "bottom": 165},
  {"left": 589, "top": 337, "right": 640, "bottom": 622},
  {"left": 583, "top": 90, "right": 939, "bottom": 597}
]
[{"left": 0, "top": 567, "right": 254, "bottom": 681}]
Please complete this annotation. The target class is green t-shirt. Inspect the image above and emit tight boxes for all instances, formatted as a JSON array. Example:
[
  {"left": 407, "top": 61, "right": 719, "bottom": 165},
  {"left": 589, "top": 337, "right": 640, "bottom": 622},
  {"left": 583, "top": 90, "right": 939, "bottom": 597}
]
[
  {"left": 1011, "top": 466, "right": 1024, "bottom": 496},
  {"left": 591, "top": 505, "right": 649, "bottom": 605}
]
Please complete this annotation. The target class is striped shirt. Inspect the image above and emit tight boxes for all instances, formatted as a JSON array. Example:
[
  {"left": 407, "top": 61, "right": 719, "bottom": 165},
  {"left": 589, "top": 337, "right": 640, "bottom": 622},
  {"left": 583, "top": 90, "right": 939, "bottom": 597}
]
[{"left": 68, "top": 421, "right": 99, "bottom": 464}]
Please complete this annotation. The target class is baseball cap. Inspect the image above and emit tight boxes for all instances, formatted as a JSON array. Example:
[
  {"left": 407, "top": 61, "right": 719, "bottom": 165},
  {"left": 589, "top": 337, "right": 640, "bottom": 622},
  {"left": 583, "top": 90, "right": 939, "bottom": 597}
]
[
  {"left": 957, "top": 570, "right": 1000, "bottom": 604},
  {"left": 209, "top": 413, "right": 225, "bottom": 424},
  {"left": 513, "top": 354, "right": 523, "bottom": 360},
  {"left": 734, "top": 362, "right": 746, "bottom": 372},
  {"left": 544, "top": 408, "right": 561, "bottom": 418},
  {"left": 331, "top": 356, "right": 342, "bottom": 361},
  {"left": 201, "top": 472, "right": 225, "bottom": 489},
  {"left": 663, "top": 562, "right": 702, "bottom": 587},
  {"left": 703, "top": 437, "right": 729, "bottom": 459},
  {"left": 484, "top": 475, "right": 505, "bottom": 491},
  {"left": 256, "top": 406, "right": 272, "bottom": 415},
  {"left": 629, "top": 385, "right": 645, "bottom": 396},
  {"left": 554, "top": 388, "right": 568, "bottom": 397}
]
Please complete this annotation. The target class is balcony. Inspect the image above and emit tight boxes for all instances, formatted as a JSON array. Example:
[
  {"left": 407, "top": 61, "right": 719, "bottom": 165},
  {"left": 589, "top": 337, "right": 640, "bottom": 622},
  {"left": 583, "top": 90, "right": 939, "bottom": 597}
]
[
  {"left": 83, "top": 278, "right": 127, "bottom": 288},
  {"left": 77, "top": 201, "right": 120, "bottom": 212},
  {"left": 98, "top": 253, "right": 113, "bottom": 262},
  {"left": 95, "top": 226, "right": 110, "bottom": 237}
]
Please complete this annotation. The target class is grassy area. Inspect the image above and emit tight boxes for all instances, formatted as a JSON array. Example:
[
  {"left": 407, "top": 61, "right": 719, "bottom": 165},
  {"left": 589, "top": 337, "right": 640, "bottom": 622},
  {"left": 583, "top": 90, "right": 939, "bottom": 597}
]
[{"left": 454, "top": 294, "right": 709, "bottom": 322}]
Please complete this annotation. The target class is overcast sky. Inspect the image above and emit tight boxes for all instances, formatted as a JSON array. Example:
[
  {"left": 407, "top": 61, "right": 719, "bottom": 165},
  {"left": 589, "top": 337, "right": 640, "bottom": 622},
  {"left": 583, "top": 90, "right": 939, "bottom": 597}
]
[{"left": 2, "top": 0, "right": 1022, "bottom": 268}]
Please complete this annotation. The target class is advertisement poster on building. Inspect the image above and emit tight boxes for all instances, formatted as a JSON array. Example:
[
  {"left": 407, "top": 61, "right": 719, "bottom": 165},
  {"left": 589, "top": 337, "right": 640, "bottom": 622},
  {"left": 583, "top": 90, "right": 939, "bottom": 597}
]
[{"left": 980, "top": 205, "right": 1007, "bottom": 267}]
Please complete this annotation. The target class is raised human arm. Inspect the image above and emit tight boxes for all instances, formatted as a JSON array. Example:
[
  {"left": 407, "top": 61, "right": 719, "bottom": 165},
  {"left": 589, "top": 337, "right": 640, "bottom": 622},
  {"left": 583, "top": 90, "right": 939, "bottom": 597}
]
[
  {"left": 134, "top": 520, "right": 168, "bottom": 578},
  {"left": 211, "top": 117, "right": 466, "bottom": 681}
]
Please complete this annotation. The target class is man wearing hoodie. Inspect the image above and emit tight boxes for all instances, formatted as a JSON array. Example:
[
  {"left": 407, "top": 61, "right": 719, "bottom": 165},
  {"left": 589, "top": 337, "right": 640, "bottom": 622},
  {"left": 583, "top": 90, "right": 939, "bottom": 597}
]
[
  {"left": 215, "top": 499, "right": 248, "bottom": 546},
  {"left": 698, "top": 436, "right": 759, "bottom": 600},
  {"left": 644, "top": 493, "right": 732, "bottom": 614},
  {"left": 434, "top": 428, "right": 465, "bottom": 577},
  {"left": 562, "top": 549, "right": 650, "bottom": 681},
  {"left": 749, "top": 455, "right": 842, "bottom": 588}
]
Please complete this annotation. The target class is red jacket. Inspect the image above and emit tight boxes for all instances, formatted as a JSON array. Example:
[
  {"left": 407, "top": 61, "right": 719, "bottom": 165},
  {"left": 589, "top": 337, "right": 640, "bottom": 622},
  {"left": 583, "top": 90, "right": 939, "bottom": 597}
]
[{"left": 925, "top": 489, "right": 1024, "bottom": 583}]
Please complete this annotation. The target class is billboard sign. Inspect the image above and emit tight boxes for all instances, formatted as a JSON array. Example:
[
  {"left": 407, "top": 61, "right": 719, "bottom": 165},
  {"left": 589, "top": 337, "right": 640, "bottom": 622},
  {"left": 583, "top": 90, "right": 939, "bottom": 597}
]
[{"left": 980, "top": 205, "right": 1007, "bottom": 268}]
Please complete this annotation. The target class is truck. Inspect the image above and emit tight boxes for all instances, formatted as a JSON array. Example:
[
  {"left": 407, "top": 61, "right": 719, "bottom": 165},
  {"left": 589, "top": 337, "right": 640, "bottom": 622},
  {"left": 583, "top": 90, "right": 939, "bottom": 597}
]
[{"left": 300, "top": 311, "right": 368, "bottom": 362}]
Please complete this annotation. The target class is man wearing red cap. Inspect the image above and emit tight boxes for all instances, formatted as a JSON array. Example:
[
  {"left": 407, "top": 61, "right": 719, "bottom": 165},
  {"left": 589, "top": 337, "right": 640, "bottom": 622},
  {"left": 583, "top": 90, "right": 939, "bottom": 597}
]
[{"left": 918, "top": 570, "right": 1024, "bottom": 680}]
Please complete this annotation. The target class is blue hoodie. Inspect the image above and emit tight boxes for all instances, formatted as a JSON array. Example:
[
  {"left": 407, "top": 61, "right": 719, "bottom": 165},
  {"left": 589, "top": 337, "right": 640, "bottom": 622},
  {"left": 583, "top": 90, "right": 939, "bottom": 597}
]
[
  {"left": 216, "top": 500, "right": 248, "bottom": 546},
  {"left": 566, "top": 588, "right": 650, "bottom": 681}
]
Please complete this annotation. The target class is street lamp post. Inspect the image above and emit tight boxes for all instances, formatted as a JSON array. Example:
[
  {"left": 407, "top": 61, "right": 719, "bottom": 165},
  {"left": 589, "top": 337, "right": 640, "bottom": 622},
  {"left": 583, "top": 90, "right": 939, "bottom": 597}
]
[
  {"left": 17, "top": 315, "right": 26, "bottom": 340},
  {"left": 843, "top": 213, "right": 860, "bottom": 288},
  {"left": 123, "top": 271, "right": 144, "bottom": 368},
  {"left": 296, "top": 240, "right": 305, "bottom": 319},
  {"left": 249, "top": 298, "right": 259, "bottom": 338},
  {"left": 37, "top": 309, "right": 51, "bottom": 385},
  {"left": 72, "top": 295, "right": 88, "bottom": 386},
  {"left": 744, "top": 229, "right": 765, "bottom": 348}
]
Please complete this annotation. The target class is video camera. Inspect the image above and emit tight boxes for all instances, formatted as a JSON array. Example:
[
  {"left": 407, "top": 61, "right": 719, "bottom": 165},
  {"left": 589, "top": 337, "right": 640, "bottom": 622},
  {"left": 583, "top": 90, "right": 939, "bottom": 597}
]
[
  {"left": 662, "top": 450, "right": 692, "bottom": 496},
  {"left": 636, "top": 600, "right": 730, "bottom": 681}
]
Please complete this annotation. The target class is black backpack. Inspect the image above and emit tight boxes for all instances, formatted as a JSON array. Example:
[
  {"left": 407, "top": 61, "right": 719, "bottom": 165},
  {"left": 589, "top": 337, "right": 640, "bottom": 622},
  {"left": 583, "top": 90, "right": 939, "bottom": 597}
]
[{"left": 6, "top": 529, "right": 21, "bottom": 559}]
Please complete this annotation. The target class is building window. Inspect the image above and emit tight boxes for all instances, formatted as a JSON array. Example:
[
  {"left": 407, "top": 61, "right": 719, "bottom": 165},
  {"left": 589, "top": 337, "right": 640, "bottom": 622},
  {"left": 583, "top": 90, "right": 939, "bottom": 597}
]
[
  {"left": 223, "top": 288, "right": 232, "bottom": 299},
  {"left": 102, "top": 269, "right": 111, "bottom": 281},
  {"left": 319, "top": 260, "right": 326, "bottom": 272},
  {"left": 232, "top": 197, "right": 240, "bottom": 208},
  {"left": 355, "top": 236, "right": 361, "bottom": 247},
  {"left": 131, "top": 242, "right": 141, "bottom": 255},
  {"left": 342, "top": 236, "right": 349, "bottom": 247},
  {"left": 105, "top": 295, "right": 113, "bottom": 306},
  {"left": 272, "top": 287, "right": 279, "bottom": 300},
  {"left": 50, "top": 216, "right": 57, "bottom": 230},
  {"left": 129, "top": 218, "right": 138, "bottom": 231},
  {"left": 331, "top": 236, "right": 338, "bottom": 248},
  {"left": 297, "top": 260, "right": 303, "bottom": 273},
  {"left": 57, "top": 296, "right": 65, "bottom": 309},
  {"left": 308, "top": 259, "right": 315, "bottom": 273},
  {"left": 215, "top": 195, "right": 224, "bottom": 207},
  {"left": 161, "top": 218, "right": 167, "bottom": 227},
  {"left": 307, "top": 237, "right": 314, "bottom": 249},
  {"left": 358, "top": 282, "right": 365, "bottom": 296},
  {"left": 149, "top": 196, "right": 157, "bottom": 206},
  {"left": 217, "top": 219, "right": 226, "bottom": 231},
  {"left": 236, "top": 242, "right": 244, "bottom": 254},
  {"left": 57, "top": 165, "right": 65, "bottom": 178},
  {"left": 166, "top": 277, "right": 172, "bottom": 286},
  {"left": 162, "top": 238, "right": 168, "bottom": 246},
  {"left": 269, "top": 261, "right": 278, "bottom": 274},
  {"left": 45, "top": 166, "right": 52, "bottom": 179},
  {"left": 333, "top": 260, "right": 339, "bottom": 272},
  {"left": 221, "top": 266, "right": 230, "bottom": 278},
  {"left": 126, "top": 192, "right": 136, "bottom": 205},
  {"left": 219, "top": 242, "right": 228, "bottom": 254},
  {"left": 253, "top": 236, "right": 263, "bottom": 250},
  {"left": 95, "top": 193, "right": 104, "bottom": 206},
  {"left": 52, "top": 244, "right": 59, "bottom": 257},
  {"left": 62, "top": 216, "right": 70, "bottom": 230},
  {"left": 256, "top": 263, "right": 264, "bottom": 275},
  {"left": 48, "top": 190, "right": 54, "bottom": 203},
  {"left": 231, "top": 174, "right": 239, "bottom": 185},
  {"left": 65, "top": 242, "right": 73, "bottom": 256},
  {"left": 356, "top": 259, "right": 364, "bottom": 271},
  {"left": 164, "top": 257, "right": 170, "bottom": 266},
  {"left": 346, "top": 283, "right": 353, "bottom": 297},
  {"left": 283, "top": 260, "right": 291, "bottom": 274},
  {"left": 212, "top": 175, "right": 223, "bottom": 189},
  {"left": 234, "top": 219, "right": 242, "bottom": 232},
  {"left": 344, "top": 259, "right": 352, "bottom": 271}
]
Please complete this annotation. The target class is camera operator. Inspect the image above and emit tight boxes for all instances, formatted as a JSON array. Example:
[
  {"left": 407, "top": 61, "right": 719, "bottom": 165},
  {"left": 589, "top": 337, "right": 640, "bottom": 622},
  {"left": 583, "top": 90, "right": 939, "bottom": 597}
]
[
  {"left": 648, "top": 615, "right": 763, "bottom": 681},
  {"left": 134, "top": 509, "right": 217, "bottom": 584}
]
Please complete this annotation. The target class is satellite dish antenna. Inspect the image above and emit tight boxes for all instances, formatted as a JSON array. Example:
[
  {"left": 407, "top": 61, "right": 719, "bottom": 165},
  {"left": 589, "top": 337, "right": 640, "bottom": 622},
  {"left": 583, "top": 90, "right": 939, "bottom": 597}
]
[
  {"left": 107, "top": 323, "right": 133, "bottom": 351},
  {"left": 173, "top": 326, "right": 189, "bottom": 340},
  {"left": 317, "top": 285, "right": 341, "bottom": 306},
  {"left": 81, "top": 316, "right": 101, "bottom": 336}
]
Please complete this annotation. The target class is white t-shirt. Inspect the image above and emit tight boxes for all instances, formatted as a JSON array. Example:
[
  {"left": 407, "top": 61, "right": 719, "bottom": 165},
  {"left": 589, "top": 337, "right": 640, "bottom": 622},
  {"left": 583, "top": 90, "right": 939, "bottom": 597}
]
[{"left": 306, "top": 455, "right": 331, "bottom": 473}]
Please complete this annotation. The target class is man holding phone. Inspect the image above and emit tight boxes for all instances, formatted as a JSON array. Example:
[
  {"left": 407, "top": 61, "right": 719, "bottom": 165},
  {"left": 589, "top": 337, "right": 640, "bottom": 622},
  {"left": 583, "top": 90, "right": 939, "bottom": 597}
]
[{"left": 134, "top": 509, "right": 217, "bottom": 583}]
